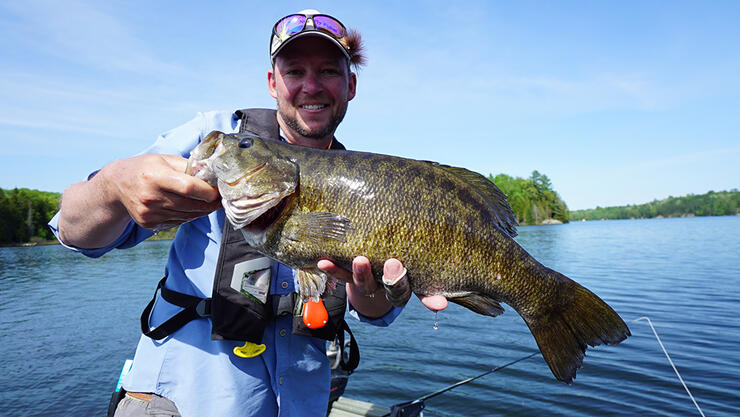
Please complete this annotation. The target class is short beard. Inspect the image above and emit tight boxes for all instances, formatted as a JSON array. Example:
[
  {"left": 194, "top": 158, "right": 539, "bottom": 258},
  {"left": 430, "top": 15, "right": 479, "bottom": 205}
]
[{"left": 277, "top": 101, "right": 347, "bottom": 140}]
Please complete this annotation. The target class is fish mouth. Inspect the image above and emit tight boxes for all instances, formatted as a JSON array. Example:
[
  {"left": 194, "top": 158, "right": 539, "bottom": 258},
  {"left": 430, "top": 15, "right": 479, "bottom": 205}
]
[{"left": 223, "top": 162, "right": 267, "bottom": 186}]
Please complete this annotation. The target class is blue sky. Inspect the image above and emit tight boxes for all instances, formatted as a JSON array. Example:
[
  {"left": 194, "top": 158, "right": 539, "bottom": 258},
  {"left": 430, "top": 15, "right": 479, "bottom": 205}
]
[{"left": 1, "top": 1, "right": 738, "bottom": 210}]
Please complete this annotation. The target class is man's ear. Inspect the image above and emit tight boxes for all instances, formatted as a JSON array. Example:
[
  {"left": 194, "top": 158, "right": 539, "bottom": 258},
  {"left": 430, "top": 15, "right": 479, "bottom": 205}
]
[
  {"left": 348, "top": 72, "right": 357, "bottom": 101},
  {"left": 268, "top": 69, "right": 278, "bottom": 99}
]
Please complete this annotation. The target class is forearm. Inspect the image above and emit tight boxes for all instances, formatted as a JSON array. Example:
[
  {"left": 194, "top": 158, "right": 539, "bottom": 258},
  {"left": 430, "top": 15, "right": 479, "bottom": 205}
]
[
  {"left": 58, "top": 154, "right": 220, "bottom": 249},
  {"left": 57, "top": 164, "right": 130, "bottom": 249}
]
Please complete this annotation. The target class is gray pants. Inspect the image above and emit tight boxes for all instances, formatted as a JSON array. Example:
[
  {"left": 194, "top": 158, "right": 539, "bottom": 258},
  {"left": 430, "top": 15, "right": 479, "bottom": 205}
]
[{"left": 114, "top": 393, "right": 181, "bottom": 417}]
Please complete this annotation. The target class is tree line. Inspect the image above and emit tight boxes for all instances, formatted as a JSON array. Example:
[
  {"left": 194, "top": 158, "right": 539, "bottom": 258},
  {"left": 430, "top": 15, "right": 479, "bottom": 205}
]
[
  {"left": 488, "top": 170, "right": 570, "bottom": 225},
  {"left": 0, "top": 187, "right": 180, "bottom": 245},
  {"left": 570, "top": 189, "right": 740, "bottom": 221},
  {"left": 0, "top": 188, "right": 61, "bottom": 244}
]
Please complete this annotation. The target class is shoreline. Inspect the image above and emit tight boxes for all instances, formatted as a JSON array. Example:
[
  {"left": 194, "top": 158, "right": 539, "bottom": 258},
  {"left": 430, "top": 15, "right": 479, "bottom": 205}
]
[
  {"left": 1, "top": 235, "right": 175, "bottom": 248},
  {"left": 0, "top": 240, "right": 59, "bottom": 248}
]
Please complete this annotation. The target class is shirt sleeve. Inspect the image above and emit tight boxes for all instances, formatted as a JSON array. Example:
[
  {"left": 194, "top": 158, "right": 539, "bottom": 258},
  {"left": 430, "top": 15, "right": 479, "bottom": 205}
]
[
  {"left": 47, "top": 112, "right": 211, "bottom": 258},
  {"left": 138, "top": 112, "right": 207, "bottom": 157},
  {"left": 47, "top": 212, "right": 153, "bottom": 258},
  {"left": 347, "top": 303, "right": 404, "bottom": 327}
]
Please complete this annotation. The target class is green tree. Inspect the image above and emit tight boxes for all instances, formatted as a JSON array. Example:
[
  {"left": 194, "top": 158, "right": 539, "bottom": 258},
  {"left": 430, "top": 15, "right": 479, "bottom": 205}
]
[
  {"left": 488, "top": 171, "right": 569, "bottom": 225},
  {"left": 570, "top": 190, "right": 740, "bottom": 220},
  {"left": 0, "top": 187, "right": 61, "bottom": 244}
]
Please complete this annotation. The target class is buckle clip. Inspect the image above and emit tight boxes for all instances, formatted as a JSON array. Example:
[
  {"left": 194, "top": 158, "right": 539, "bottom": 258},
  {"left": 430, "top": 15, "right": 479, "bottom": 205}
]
[{"left": 195, "top": 299, "right": 210, "bottom": 317}]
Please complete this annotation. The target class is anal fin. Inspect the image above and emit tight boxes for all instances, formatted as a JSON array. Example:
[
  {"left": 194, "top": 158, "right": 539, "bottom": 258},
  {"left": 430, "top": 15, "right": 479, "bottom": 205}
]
[{"left": 449, "top": 293, "right": 505, "bottom": 317}]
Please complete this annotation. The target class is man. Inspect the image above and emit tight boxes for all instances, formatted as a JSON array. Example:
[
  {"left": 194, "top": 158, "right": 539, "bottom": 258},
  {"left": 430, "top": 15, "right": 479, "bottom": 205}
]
[{"left": 50, "top": 10, "right": 445, "bottom": 417}]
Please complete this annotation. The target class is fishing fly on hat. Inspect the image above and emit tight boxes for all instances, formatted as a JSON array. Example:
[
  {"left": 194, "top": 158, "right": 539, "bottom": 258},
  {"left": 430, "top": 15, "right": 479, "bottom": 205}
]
[{"left": 269, "top": 9, "right": 366, "bottom": 69}]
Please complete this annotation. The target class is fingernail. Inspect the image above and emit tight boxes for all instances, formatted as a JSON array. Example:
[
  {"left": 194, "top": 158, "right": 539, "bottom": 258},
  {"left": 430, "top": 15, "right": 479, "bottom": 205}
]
[{"left": 384, "top": 259, "right": 402, "bottom": 277}]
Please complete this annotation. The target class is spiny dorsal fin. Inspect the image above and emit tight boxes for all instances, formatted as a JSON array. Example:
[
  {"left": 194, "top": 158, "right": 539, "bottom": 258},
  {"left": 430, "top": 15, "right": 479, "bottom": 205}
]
[{"left": 426, "top": 162, "right": 518, "bottom": 237}]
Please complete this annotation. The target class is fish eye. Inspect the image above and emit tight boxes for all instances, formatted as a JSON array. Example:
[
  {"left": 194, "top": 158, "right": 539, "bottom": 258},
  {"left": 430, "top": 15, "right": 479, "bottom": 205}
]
[{"left": 239, "top": 137, "right": 254, "bottom": 149}]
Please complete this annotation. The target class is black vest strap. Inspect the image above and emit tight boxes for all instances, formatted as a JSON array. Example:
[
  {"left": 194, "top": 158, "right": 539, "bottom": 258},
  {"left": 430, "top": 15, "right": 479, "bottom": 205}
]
[
  {"left": 337, "top": 319, "right": 360, "bottom": 372},
  {"left": 140, "top": 276, "right": 211, "bottom": 340}
]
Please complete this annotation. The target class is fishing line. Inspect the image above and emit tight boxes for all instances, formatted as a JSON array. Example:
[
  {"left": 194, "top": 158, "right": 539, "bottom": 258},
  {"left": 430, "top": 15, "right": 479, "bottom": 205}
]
[
  {"left": 632, "top": 316, "right": 706, "bottom": 417},
  {"left": 381, "top": 317, "right": 706, "bottom": 417},
  {"left": 382, "top": 352, "right": 539, "bottom": 417}
]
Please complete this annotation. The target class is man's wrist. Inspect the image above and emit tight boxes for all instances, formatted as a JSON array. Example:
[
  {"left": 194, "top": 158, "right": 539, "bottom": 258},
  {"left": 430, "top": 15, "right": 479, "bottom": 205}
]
[{"left": 95, "top": 162, "right": 128, "bottom": 218}]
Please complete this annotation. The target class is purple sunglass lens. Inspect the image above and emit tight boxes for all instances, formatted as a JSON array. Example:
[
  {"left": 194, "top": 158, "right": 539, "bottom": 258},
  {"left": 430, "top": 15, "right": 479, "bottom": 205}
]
[
  {"left": 277, "top": 15, "right": 307, "bottom": 36},
  {"left": 313, "top": 16, "right": 345, "bottom": 38}
]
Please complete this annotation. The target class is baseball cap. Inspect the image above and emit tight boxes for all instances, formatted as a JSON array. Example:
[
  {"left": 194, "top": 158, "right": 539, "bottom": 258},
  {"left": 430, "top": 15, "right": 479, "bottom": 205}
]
[{"left": 269, "top": 9, "right": 351, "bottom": 63}]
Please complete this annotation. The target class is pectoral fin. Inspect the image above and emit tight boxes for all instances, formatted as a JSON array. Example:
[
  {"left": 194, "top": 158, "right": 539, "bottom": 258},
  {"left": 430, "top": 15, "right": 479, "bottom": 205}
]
[
  {"left": 297, "top": 268, "right": 328, "bottom": 301},
  {"left": 448, "top": 293, "right": 505, "bottom": 317},
  {"left": 287, "top": 212, "right": 352, "bottom": 243}
]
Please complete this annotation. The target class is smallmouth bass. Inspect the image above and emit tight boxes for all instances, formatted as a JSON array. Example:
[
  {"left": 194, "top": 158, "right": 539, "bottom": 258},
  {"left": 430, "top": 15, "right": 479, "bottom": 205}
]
[{"left": 187, "top": 131, "right": 630, "bottom": 383}]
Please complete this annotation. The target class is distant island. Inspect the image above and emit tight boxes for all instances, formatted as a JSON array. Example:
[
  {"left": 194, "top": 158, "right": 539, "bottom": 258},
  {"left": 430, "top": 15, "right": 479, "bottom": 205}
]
[{"left": 570, "top": 189, "right": 740, "bottom": 220}]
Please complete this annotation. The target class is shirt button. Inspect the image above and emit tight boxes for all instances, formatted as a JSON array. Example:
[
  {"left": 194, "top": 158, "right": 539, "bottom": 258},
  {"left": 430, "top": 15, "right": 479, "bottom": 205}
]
[
  {"left": 280, "top": 329, "right": 287, "bottom": 337},
  {"left": 278, "top": 377, "right": 284, "bottom": 385},
  {"left": 281, "top": 281, "right": 289, "bottom": 289}
]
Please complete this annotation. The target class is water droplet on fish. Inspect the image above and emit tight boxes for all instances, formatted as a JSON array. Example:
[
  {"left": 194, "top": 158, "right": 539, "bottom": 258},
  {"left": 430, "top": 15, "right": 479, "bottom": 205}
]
[{"left": 433, "top": 311, "right": 439, "bottom": 330}]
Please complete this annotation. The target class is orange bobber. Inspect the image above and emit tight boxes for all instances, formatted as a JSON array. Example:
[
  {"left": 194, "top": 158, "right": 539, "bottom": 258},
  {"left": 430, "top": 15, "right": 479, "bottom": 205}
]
[{"left": 302, "top": 298, "right": 328, "bottom": 329}]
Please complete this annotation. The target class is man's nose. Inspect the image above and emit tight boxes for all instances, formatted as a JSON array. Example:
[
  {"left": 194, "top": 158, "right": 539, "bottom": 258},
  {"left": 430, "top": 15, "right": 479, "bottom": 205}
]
[{"left": 301, "top": 72, "right": 323, "bottom": 95}]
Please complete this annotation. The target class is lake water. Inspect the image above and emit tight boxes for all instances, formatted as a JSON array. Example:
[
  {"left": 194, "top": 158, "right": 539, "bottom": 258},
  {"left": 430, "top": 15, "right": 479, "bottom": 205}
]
[{"left": 1, "top": 216, "right": 739, "bottom": 416}]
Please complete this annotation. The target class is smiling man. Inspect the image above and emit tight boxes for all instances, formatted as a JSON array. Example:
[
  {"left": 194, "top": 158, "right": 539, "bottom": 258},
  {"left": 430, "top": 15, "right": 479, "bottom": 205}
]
[
  {"left": 50, "top": 9, "right": 440, "bottom": 417},
  {"left": 269, "top": 35, "right": 356, "bottom": 148}
]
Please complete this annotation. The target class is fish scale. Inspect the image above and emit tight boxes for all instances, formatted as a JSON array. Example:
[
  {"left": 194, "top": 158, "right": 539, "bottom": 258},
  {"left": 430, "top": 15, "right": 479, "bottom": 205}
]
[{"left": 188, "top": 131, "right": 630, "bottom": 383}]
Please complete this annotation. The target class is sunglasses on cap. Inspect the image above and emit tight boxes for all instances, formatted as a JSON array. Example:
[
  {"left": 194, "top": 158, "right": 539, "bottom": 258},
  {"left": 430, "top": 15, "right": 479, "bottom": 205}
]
[{"left": 270, "top": 13, "right": 350, "bottom": 60}]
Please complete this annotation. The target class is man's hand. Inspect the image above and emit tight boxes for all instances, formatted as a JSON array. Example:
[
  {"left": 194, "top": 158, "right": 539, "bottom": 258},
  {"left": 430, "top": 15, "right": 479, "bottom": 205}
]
[
  {"left": 58, "top": 154, "right": 221, "bottom": 249},
  {"left": 105, "top": 154, "right": 221, "bottom": 230},
  {"left": 317, "top": 257, "right": 448, "bottom": 319}
]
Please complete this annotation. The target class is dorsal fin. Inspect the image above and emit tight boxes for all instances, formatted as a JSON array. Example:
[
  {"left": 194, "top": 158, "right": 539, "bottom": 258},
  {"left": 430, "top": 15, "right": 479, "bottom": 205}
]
[{"left": 425, "top": 162, "right": 519, "bottom": 237}]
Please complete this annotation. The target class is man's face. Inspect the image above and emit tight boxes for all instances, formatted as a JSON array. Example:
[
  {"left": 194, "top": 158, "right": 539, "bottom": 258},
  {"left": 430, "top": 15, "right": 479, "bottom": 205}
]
[{"left": 268, "top": 37, "right": 356, "bottom": 144}]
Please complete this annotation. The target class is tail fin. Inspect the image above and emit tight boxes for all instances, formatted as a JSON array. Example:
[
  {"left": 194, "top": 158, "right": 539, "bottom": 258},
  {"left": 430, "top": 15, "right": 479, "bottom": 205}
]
[{"left": 524, "top": 271, "right": 630, "bottom": 383}]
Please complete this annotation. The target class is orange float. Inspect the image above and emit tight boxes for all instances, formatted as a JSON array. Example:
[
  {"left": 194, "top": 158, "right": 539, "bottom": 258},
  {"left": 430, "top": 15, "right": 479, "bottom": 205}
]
[{"left": 302, "top": 298, "right": 328, "bottom": 329}]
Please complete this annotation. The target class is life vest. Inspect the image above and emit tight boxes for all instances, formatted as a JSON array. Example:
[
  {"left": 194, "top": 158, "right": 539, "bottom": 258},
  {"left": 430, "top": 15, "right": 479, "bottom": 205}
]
[{"left": 139, "top": 108, "right": 358, "bottom": 371}]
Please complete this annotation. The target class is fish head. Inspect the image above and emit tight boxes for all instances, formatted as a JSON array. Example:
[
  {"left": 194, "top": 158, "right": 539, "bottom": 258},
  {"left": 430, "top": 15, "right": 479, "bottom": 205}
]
[
  {"left": 188, "top": 131, "right": 299, "bottom": 231},
  {"left": 185, "top": 130, "right": 224, "bottom": 186}
]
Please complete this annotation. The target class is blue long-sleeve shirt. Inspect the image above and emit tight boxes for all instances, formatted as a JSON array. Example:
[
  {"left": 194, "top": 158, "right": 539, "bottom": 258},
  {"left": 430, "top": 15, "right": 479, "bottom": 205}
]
[{"left": 48, "top": 110, "right": 402, "bottom": 417}]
